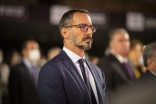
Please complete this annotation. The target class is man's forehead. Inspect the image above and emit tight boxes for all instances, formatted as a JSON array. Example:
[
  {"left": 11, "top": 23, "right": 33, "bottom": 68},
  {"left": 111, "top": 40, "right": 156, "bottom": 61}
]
[
  {"left": 114, "top": 32, "right": 129, "bottom": 39},
  {"left": 72, "top": 12, "right": 92, "bottom": 24},
  {"left": 27, "top": 41, "right": 39, "bottom": 48}
]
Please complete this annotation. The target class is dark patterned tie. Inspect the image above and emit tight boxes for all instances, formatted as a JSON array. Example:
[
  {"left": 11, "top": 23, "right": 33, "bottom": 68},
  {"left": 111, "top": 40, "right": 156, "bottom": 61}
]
[
  {"left": 123, "top": 62, "right": 135, "bottom": 79},
  {"left": 78, "top": 59, "right": 97, "bottom": 104}
]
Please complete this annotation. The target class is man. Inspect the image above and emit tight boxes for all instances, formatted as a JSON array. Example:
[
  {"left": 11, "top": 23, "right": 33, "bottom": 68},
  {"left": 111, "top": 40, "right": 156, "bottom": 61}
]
[
  {"left": 97, "top": 28, "right": 135, "bottom": 91},
  {"left": 47, "top": 47, "right": 61, "bottom": 60},
  {"left": 38, "top": 9, "right": 108, "bottom": 104},
  {"left": 9, "top": 40, "right": 40, "bottom": 104},
  {"left": 141, "top": 42, "right": 156, "bottom": 82}
]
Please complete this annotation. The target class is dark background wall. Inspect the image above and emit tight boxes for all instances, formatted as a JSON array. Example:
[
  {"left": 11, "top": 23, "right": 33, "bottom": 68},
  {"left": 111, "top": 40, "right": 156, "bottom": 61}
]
[{"left": 0, "top": 0, "right": 156, "bottom": 58}]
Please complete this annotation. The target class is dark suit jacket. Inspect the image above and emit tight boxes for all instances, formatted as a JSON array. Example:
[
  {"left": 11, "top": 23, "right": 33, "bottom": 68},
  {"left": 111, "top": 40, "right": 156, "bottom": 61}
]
[
  {"left": 38, "top": 50, "right": 107, "bottom": 104},
  {"left": 9, "top": 61, "right": 39, "bottom": 104},
  {"left": 138, "top": 70, "right": 156, "bottom": 83},
  {"left": 97, "top": 54, "right": 134, "bottom": 91}
]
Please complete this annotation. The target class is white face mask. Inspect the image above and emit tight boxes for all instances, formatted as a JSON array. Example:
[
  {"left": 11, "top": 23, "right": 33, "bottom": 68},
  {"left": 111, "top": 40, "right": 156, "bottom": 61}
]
[
  {"left": 138, "top": 56, "right": 144, "bottom": 66},
  {"left": 28, "top": 49, "right": 40, "bottom": 63},
  {"left": 0, "top": 55, "right": 3, "bottom": 64}
]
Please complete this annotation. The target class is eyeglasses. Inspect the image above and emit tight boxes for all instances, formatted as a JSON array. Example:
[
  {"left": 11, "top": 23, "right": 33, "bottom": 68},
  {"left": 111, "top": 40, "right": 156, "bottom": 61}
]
[{"left": 65, "top": 24, "right": 97, "bottom": 33}]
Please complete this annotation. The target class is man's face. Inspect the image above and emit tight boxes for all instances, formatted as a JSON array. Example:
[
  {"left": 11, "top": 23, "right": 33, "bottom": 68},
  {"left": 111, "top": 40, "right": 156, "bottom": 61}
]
[
  {"left": 24, "top": 41, "right": 40, "bottom": 62},
  {"left": 68, "top": 12, "right": 93, "bottom": 50},
  {"left": 110, "top": 32, "right": 130, "bottom": 57},
  {"left": 148, "top": 57, "right": 156, "bottom": 74}
]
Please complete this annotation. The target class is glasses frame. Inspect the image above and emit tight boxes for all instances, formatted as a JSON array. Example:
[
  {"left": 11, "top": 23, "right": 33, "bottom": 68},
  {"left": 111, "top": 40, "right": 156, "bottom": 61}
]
[{"left": 65, "top": 24, "right": 97, "bottom": 33}]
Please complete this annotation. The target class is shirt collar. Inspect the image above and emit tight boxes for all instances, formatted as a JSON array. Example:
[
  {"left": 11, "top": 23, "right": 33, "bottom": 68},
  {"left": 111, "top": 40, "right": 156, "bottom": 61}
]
[
  {"left": 150, "top": 71, "right": 156, "bottom": 76},
  {"left": 110, "top": 49, "right": 128, "bottom": 63},
  {"left": 63, "top": 47, "right": 85, "bottom": 63},
  {"left": 23, "top": 58, "right": 33, "bottom": 69}
]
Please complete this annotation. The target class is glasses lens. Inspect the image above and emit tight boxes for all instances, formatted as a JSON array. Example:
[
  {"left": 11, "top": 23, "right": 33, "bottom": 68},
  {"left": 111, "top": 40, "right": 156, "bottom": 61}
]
[
  {"left": 79, "top": 24, "right": 87, "bottom": 32},
  {"left": 79, "top": 24, "right": 96, "bottom": 33}
]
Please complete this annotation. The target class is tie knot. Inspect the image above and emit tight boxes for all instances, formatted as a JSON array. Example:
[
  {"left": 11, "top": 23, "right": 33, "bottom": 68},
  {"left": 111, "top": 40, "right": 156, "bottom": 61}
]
[{"left": 78, "top": 59, "right": 84, "bottom": 65}]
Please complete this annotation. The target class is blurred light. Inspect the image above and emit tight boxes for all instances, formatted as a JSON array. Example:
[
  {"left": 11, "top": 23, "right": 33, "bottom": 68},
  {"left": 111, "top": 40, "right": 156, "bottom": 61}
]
[
  {"left": 89, "top": 12, "right": 107, "bottom": 26},
  {"left": 126, "top": 12, "right": 145, "bottom": 31},
  {"left": 49, "top": 5, "right": 71, "bottom": 25}
]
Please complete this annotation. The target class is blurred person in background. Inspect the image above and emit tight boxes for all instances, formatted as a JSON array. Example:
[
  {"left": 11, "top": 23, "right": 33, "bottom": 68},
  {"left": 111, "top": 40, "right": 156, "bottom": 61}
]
[
  {"left": 38, "top": 49, "right": 47, "bottom": 69},
  {"left": 97, "top": 28, "right": 135, "bottom": 93},
  {"left": 47, "top": 47, "right": 61, "bottom": 60},
  {"left": 0, "top": 49, "right": 10, "bottom": 104},
  {"left": 38, "top": 9, "right": 108, "bottom": 104},
  {"left": 140, "top": 41, "right": 156, "bottom": 83},
  {"left": 89, "top": 56, "right": 99, "bottom": 65},
  {"left": 9, "top": 40, "right": 40, "bottom": 104},
  {"left": 6, "top": 50, "right": 22, "bottom": 69},
  {"left": 128, "top": 39, "right": 145, "bottom": 79},
  {"left": 104, "top": 47, "right": 110, "bottom": 56},
  {"left": 109, "top": 42, "right": 156, "bottom": 104}
]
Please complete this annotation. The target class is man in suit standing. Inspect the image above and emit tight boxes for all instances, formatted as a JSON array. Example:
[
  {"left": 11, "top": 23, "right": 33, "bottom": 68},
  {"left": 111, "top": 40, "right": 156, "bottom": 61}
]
[
  {"left": 109, "top": 42, "right": 156, "bottom": 104},
  {"left": 38, "top": 9, "right": 108, "bottom": 104},
  {"left": 97, "top": 28, "right": 135, "bottom": 92},
  {"left": 9, "top": 40, "right": 40, "bottom": 104}
]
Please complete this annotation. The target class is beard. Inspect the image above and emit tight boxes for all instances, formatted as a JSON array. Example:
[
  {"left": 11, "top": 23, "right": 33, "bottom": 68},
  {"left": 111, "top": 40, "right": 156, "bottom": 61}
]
[{"left": 69, "top": 32, "right": 93, "bottom": 50}]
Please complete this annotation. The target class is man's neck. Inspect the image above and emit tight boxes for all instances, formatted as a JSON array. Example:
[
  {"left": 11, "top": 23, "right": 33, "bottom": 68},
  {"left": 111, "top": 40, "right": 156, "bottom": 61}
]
[
  {"left": 64, "top": 44, "right": 84, "bottom": 57},
  {"left": 110, "top": 49, "right": 128, "bottom": 63}
]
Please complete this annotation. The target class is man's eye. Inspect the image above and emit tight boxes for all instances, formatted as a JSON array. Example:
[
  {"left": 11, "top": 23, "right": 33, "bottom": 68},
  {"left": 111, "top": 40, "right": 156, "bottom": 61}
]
[{"left": 80, "top": 24, "right": 87, "bottom": 29}]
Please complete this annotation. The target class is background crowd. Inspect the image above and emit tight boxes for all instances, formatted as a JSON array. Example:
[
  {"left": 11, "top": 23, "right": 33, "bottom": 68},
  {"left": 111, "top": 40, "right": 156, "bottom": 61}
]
[{"left": 0, "top": 27, "right": 155, "bottom": 104}]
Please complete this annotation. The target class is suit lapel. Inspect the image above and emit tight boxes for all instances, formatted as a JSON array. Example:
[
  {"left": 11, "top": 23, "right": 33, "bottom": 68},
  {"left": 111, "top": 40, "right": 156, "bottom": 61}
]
[
  {"left": 59, "top": 50, "right": 91, "bottom": 104},
  {"left": 110, "top": 54, "right": 131, "bottom": 79},
  {"left": 86, "top": 61, "right": 104, "bottom": 104}
]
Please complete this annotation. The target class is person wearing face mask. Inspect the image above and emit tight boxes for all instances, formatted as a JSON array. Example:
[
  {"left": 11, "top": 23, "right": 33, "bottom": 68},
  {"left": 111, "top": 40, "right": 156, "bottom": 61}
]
[{"left": 9, "top": 40, "right": 40, "bottom": 104}]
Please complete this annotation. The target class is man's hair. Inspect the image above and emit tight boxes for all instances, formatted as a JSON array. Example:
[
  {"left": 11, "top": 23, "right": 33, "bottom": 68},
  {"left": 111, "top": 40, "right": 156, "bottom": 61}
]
[
  {"left": 59, "top": 9, "right": 89, "bottom": 31},
  {"left": 130, "top": 39, "right": 143, "bottom": 50},
  {"left": 108, "top": 28, "right": 129, "bottom": 42},
  {"left": 143, "top": 42, "right": 156, "bottom": 67}
]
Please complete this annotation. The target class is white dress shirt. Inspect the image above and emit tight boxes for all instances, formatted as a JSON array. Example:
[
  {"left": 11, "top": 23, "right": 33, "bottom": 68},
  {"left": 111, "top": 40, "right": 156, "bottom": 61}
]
[
  {"left": 63, "top": 47, "right": 99, "bottom": 104},
  {"left": 150, "top": 71, "right": 156, "bottom": 76},
  {"left": 110, "top": 49, "right": 128, "bottom": 63}
]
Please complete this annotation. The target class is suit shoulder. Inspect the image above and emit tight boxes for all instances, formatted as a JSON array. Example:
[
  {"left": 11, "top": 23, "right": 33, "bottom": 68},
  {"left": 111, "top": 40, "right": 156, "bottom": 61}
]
[
  {"left": 11, "top": 62, "right": 25, "bottom": 72},
  {"left": 45, "top": 55, "right": 61, "bottom": 66},
  {"left": 39, "top": 55, "right": 61, "bottom": 74}
]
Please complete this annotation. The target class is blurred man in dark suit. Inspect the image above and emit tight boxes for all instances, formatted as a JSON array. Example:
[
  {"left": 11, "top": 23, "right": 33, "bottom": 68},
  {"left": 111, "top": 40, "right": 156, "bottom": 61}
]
[
  {"left": 97, "top": 28, "right": 135, "bottom": 92},
  {"left": 9, "top": 40, "right": 40, "bottom": 104},
  {"left": 109, "top": 41, "right": 156, "bottom": 104}
]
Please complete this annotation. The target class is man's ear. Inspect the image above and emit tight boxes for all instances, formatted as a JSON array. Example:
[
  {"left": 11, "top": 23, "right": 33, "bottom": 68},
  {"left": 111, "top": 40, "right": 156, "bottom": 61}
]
[
  {"left": 60, "top": 27, "right": 69, "bottom": 39},
  {"left": 147, "top": 58, "right": 153, "bottom": 69}
]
